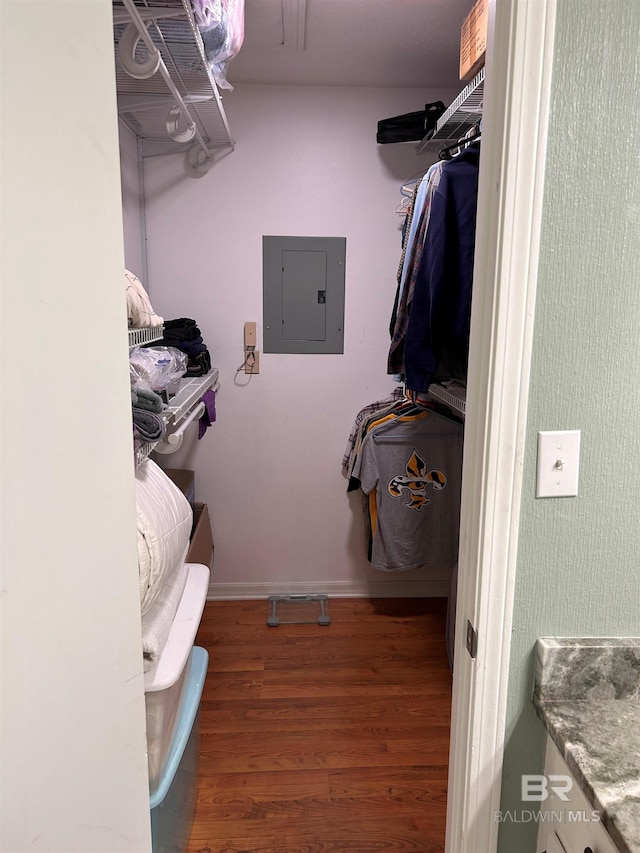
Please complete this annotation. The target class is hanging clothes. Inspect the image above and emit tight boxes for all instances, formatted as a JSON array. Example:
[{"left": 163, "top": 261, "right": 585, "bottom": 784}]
[
  {"left": 388, "top": 161, "right": 445, "bottom": 375},
  {"left": 342, "top": 387, "right": 405, "bottom": 471},
  {"left": 351, "top": 408, "right": 463, "bottom": 571},
  {"left": 344, "top": 394, "right": 421, "bottom": 489},
  {"left": 403, "top": 142, "right": 480, "bottom": 393},
  {"left": 344, "top": 392, "right": 463, "bottom": 572}
]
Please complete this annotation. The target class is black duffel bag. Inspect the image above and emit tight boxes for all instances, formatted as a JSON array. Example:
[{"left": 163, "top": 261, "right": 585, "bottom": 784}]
[{"left": 376, "top": 101, "right": 446, "bottom": 144}]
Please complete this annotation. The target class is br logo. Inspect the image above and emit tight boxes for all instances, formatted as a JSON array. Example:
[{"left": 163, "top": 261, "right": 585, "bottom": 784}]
[
  {"left": 522, "top": 775, "right": 573, "bottom": 801},
  {"left": 387, "top": 449, "right": 447, "bottom": 510}
]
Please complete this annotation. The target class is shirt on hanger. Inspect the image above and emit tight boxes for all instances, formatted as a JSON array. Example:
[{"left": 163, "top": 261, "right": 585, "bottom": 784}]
[
  {"left": 342, "top": 387, "right": 405, "bottom": 470},
  {"left": 404, "top": 143, "right": 480, "bottom": 393},
  {"left": 351, "top": 410, "right": 463, "bottom": 571},
  {"left": 388, "top": 162, "right": 445, "bottom": 375}
]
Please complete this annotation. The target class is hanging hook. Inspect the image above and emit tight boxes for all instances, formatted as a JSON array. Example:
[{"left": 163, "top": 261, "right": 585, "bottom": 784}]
[
  {"left": 185, "top": 141, "right": 213, "bottom": 178},
  {"left": 117, "top": 23, "right": 161, "bottom": 80},
  {"left": 166, "top": 106, "right": 197, "bottom": 143}
]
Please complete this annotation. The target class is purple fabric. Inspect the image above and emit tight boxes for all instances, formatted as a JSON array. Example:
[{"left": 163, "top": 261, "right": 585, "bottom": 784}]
[{"left": 198, "top": 389, "right": 217, "bottom": 439}]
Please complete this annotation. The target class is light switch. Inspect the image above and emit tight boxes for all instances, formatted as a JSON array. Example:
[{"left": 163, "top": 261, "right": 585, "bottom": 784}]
[{"left": 536, "top": 430, "right": 581, "bottom": 498}]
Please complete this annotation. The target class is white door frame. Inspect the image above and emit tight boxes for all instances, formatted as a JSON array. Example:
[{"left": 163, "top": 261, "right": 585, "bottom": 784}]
[{"left": 446, "top": 1, "right": 558, "bottom": 851}]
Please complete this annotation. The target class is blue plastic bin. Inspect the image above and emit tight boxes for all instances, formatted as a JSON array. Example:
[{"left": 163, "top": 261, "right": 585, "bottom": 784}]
[{"left": 150, "top": 646, "right": 208, "bottom": 853}]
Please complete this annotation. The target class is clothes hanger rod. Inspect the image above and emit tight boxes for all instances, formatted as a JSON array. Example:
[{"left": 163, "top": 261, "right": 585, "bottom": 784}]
[{"left": 167, "top": 402, "right": 206, "bottom": 445}]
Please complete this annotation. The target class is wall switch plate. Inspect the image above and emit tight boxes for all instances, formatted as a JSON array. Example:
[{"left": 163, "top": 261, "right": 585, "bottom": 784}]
[{"left": 536, "top": 430, "right": 581, "bottom": 498}]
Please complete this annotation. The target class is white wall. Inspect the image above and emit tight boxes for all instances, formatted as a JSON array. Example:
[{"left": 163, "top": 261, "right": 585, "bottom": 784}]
[
  {"left": 119, "top": 123, "right": 146, "bottom": 280},
  {"left": 142, "top": 84, "right": 458, "bottom": 597},
  {"left": 0, "top": 2, "right": 151, "bottom": 851}
]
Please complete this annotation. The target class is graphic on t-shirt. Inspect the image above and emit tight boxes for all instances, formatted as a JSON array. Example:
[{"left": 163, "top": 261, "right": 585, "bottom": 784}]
[{"left": 387, "top": 448, "right": 447, "bottom": 511}]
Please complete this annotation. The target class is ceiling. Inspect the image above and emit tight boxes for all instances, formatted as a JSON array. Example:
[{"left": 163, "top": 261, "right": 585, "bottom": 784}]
[{"left": 227, "top": 0, "right": 471, "bottom": 90}]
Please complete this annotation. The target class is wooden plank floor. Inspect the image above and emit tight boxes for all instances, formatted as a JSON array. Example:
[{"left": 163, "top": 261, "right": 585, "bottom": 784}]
[{"left": 188, "top": 597, "right": 452, "bottom": 853}]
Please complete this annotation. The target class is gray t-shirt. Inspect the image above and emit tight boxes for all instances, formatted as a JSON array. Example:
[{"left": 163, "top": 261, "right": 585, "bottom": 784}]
[{"left": 353, "top": 410, "right": 463, "bottom": 571}]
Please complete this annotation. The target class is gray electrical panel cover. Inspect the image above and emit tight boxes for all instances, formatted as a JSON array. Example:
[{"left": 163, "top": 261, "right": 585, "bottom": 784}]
[{"left": 263, "top": 236, "right": 346, "bottom": 354}]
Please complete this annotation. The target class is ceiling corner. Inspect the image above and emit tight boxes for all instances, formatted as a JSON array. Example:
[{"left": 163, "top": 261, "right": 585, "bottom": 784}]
[
  {"left": 242, "top": 0, "right": 307, "bottom": 52},
  {"left": 284, "top": 0, "right": 307, "bottom": 51}
]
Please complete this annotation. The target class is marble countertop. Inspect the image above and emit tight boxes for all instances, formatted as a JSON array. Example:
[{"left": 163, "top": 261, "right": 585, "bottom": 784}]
[{"left": 534, "top": 638, "right": 640, "bottom": 853}]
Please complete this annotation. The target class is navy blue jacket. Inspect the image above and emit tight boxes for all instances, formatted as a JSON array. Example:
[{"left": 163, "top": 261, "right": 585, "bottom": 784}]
[{"left": 404, "top": 143, "right": 480, "bottom": 393}]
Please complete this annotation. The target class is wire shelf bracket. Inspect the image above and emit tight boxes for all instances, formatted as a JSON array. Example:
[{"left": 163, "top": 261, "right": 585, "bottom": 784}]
[
  {"left": 417, "top": 67, "right": 485, "bottom": 154},
  {"left": 114, "top": 0, "right": 235, "bottom": 177},
  {"left": 427, "top": 381, "right": 466, "bottom": 418}
]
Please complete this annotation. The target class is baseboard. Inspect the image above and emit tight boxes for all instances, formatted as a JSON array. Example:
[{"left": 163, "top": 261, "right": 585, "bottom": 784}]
[{"left": 207, "top": 578, "right": 450, "bottom": 600}]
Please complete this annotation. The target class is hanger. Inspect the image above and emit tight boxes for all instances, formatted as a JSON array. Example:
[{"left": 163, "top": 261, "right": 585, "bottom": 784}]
[
  {"left": 372, "top": 404, "right": 460, "bottom": 441},
  {"left": 438, "top": 122, "right": 482, "bottom": 161},
  {"left": 402, "top": 386, "right": 464, "bottom": 424},
  {"left": 400, "top": 179, "right": 418, "bottom": 198},
  {"left": 400, "top": 163, "right": 434, "bottom": 197}
]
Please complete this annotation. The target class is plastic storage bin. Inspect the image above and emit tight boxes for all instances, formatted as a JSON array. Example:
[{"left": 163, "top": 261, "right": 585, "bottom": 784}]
[
  {"left": 144, "top": 563, "right": 209, "bottom": 790},
  {"left": 150, "top": 645, "right": 208, "bottom": 853},
  {"left": 146, "top": 658, "right": 190, "bottom": 790}
]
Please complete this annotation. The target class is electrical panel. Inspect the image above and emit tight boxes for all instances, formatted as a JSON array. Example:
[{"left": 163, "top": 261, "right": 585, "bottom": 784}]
[{"left": 263, "top": 236, "right": 346, "bottom": 354}]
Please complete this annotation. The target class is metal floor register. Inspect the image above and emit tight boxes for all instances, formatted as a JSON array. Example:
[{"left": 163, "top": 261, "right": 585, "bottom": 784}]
[{"left": 267, "top": 594, "right": 330, "bottom": 626}]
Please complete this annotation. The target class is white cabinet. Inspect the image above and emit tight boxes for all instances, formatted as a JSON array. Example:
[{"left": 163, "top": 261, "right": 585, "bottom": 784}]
[{"left": 537, "top": 737, "right": 619, "bottom": 853}]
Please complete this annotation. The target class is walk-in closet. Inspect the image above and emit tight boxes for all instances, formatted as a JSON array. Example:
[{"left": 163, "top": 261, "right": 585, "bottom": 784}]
[
  {"left": 113, "top": 0, "right": 487, "bottom": 849},
  {"left": 7, "top": 1, "right": 640, "bottom": 852},
  {"left": 1, "top": 0, "right": 553, "bottom": 850}
]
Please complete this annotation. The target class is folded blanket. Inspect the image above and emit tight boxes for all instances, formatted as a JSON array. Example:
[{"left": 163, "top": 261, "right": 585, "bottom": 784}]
[
  {"left": 125, "top": 269, "right": 164, "bottom": 328},
  {"left": 173, "top": 337, "right": 207, "bottom": 359},
  {"left": 163, "top": 318, "right": 201, "bottom": 341},
  {"left": 132, "top": 387, "right": 164, "bottom": 414},
  {"left": 132, "top": 408, "right": 165, "bottom": 441},
  {"left": 135, "top": 459, "right": 192, "bottom": 618},
  {"left": 185, "top": 350, "right": 211, "bottom": 377},
  {"left": 141, "top": 555, "right": 189, "bottom": 672},
  {"left": 156, "top": 317, "right": 212, "bottom": 378}
]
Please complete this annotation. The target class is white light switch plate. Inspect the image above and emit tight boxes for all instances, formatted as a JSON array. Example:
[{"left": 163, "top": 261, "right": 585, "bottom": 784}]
[{"left": 536, "top": 430, "right": 581, "bottom": 498}]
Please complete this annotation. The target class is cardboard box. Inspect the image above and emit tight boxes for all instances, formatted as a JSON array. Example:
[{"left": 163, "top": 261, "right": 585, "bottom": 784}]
[
  {"left": 460, "top": 0, "right": 487, "bottom": 81},
  {"left": 163, "top": 468, "right": 195, "bottom": 505},
  {"left": 187, "top": 503, "right": 214, "bottom": 569}
]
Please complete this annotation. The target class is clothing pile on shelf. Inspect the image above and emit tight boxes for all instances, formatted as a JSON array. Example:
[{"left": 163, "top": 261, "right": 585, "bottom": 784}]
[
  {"left": 154, "top": 318, "right": 212, "bottom": 378},
  {"left": 125, "top": 268, "right": 164, "bottom": 329},
  {"left": 126, "top": 291, "right": 215, "bottom": 462},
  {"left": 343, "top": 390, "right": 463, "bottom": 573},
  {"left": 388, "top": 140, "right": 480, "bottom": 394},
  {"left": 131, "top": 384, "right": 165, "bottom": 446},
  {"left": 191, "top": 0, "right": 245, "bottom": 91}
]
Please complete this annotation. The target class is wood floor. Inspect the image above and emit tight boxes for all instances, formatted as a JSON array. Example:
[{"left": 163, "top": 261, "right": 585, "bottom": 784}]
[{"left": 187, "top": 597, "right": 452, "bottom": 853}]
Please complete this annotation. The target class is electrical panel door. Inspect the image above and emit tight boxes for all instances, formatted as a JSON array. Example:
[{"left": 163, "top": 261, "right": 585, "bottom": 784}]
[{"left": 263, "top": 236, "right": 346, "bottom": 354}]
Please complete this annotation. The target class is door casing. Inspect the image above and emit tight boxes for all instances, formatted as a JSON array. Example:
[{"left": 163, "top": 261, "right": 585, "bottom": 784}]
[{"left": 445, "top": 1, "right": 558, "bottom": 850}]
